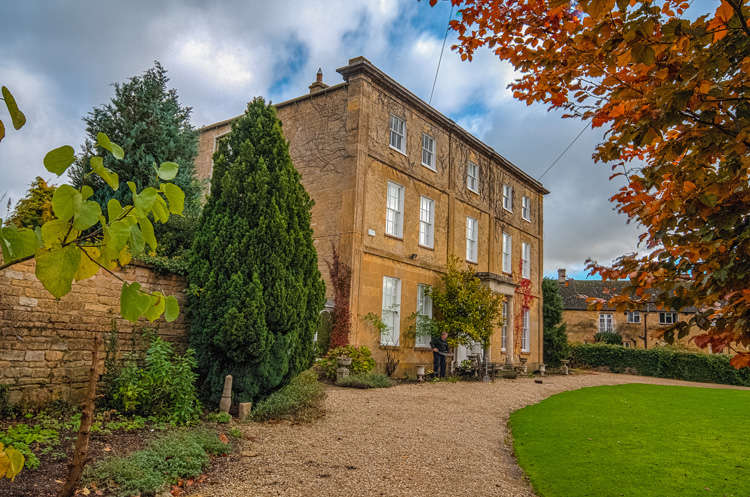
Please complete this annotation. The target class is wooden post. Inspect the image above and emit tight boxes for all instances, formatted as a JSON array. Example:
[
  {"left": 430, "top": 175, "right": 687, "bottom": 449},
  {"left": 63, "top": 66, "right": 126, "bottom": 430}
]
[{"left": 59, "top": 334, "right": 102, "bottom": 497}]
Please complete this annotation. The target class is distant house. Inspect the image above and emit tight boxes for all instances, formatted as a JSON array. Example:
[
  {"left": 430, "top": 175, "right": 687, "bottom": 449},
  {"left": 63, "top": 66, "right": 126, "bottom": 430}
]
[{"left": 555, "top": 268, "right": 718, "bottom": 352}]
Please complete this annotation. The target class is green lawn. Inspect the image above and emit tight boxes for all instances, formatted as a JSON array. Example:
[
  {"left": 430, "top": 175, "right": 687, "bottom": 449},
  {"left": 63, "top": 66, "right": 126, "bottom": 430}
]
[{"left": 510, "top": 383, "right": 750, "bottom": 497}]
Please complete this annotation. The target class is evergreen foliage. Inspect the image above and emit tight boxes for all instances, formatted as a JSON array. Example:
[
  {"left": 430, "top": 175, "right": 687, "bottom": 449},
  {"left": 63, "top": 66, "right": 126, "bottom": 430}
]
[
  {"left": 187, "top": 97, "right": 326, "bottom": 405},
  {"left": 68, "top": 62, "right": 201, "bottom": 257},
  {"left": 542, "top": 278, "right": 569, "bottom": 367},
  {"left": 5, "top": 176, "right": 56, "bottom": 228}
]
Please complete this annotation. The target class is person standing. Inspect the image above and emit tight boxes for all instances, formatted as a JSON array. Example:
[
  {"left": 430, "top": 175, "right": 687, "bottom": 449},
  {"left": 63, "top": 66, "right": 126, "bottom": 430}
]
[{"left": 430, "top": 331, "right": 449, "bottom": 378}]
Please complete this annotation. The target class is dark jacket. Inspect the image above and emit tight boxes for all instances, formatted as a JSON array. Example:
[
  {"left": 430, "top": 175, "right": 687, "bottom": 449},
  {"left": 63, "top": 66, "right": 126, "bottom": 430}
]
[{"left": 430, "top": 336, "right": 449, "bottom": 354}]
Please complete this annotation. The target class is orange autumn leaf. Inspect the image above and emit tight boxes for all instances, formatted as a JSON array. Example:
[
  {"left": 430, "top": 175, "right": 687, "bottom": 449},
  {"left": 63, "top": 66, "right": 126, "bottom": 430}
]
[{"left": 219, "top": 433, "right": 229, "bottom": 444}]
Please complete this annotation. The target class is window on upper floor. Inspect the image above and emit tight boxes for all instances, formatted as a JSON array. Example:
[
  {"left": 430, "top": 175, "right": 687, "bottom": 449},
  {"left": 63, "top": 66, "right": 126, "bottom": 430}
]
[
  {"left": 416, "top": 284, "right": 433, "bottom": 348},
  {"left": 522, "top": 195, "right": 530, "bottom": 221},
  {"left": 659, "top": 312, "right": 678, "bottom": 325},
  {"left": 422, "top": 134, "right": 435, "bottom": 170},
  {"left": 521, "top": 309, "right": 530, "bottom": 352},
  {"left": 501, "top": 301, "right": 508, "bottom": 350},
  {"left": 502, "top": 232, "right": 512, "bottom": 274},
  {"left": 467, "top": 161, "right": 479, "bottom": 193},
  {"left": 522, "top": 242, "right": 531, "bottom": 279},
  {"left": 381, "top": 276, "right": 402, "bottom": 346},
  {"left": 503, "top": 184, "right": 513, "bottom": 212},
  {"left": 385, "top": 181, "right": 404, "bottom": 238},
  {"left": 419, "top": 196, "right": 435, "bottom": 248},
  {"left": 627, "top": 311, "right": 641, "bottom": 323},
  {"left": 599, "top": 313, "right": 613, "bottom": 332},
  {"left": 389, "top": 114, "right": 406, "bottom": 154},
  {"left": 466, "top": 216, "right": 478, "bottom": 263}
]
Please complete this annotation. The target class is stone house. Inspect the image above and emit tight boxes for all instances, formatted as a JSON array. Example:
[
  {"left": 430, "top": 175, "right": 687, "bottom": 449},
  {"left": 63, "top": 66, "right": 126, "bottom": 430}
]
[
  {"left": 196, "top": 57, "right": 548, "bottom": 373},
  {"left": 556, "top": 268, "right": 722, "bottom": 352}
]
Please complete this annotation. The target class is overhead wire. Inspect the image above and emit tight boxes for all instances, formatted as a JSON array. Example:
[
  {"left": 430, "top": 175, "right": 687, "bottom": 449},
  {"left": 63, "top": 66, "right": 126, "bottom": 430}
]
[
  {"left": 538, "top": 122, "right": 589, "bottom": 181},
  {"left": 429, "top": 4, "right": 454, "bottom": 106}
]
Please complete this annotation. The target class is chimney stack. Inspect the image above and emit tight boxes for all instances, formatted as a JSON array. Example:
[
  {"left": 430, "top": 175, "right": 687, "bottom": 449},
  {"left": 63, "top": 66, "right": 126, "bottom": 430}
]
[
  {"left": 558, "top": 268, "right": 567, "bottom": 282},
  {"left": 309, "top": 68, "right": 329, "bottom": 94}
]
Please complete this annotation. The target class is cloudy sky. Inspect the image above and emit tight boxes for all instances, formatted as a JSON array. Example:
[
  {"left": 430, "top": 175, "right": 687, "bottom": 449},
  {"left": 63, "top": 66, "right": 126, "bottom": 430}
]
[{"left": 0, "top": 0, "right": 646, "bottom": 279}]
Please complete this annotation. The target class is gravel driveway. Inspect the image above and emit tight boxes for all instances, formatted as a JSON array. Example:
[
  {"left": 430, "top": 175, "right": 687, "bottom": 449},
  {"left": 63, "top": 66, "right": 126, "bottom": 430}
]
[{"left": 189, "top": 373, "right": 750, "bottom": 497}]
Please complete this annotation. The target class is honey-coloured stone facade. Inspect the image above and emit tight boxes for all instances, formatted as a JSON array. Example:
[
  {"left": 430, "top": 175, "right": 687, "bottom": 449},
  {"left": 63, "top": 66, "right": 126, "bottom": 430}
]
[{"left": 197, "top": 57, "right": 549, "bottom": 373}]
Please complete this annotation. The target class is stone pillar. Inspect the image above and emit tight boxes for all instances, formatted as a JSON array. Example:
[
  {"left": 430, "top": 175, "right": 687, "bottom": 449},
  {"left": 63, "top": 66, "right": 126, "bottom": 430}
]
[{"left": 219, "top": 375, "right": 232, "bottom": 414}]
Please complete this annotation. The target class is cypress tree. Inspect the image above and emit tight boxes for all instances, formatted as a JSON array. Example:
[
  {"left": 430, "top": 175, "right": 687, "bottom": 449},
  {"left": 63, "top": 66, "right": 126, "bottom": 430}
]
[
  {"left": 542, "top": 277, "right": 569, "bottom": 367},
  {"left": 68, "top": 62, "right": 201, "bottom": 256},
  {"left": 187, "top": 97, "right": 325, "bottom": 404}
]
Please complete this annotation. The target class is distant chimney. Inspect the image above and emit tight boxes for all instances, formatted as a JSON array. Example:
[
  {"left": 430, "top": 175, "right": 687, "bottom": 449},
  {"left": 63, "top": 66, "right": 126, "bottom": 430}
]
[
  {"left": 558, "top": 268, "right": 567, "bottom": 282},
  {"left": 309, "top": 68, "right": 329, "bottom": 94}
]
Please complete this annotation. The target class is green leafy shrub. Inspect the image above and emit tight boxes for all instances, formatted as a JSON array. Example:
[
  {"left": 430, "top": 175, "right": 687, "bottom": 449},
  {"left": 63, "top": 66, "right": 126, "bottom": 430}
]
[
  {"left": 207, "top": 412, "right": 231, "bottom": 423},
  {"left": 0, "top": 385, "right": 19, "bottom": 420},
  {"left": 594, "top": 332, "right": 623, "bottom": 345},
  {"left": 250, "top": 370, "right": 325, "bottom": 422},
  {"left": 336, "top": 373, "right": 394, "bottom": 389},
  {"left": 86, "top": 428, "right": 227, "bottom": 497},
  {"left": 111, "top": 336, "right": 201, "bottom": 425},
  {"left": 569, "top": 343, "right": 750, "bottom": 386},
  {"left": 318, "top": 345, "right": 376, "bottom": 380},
  {"left": 0, "top": 424, "right": 59, "bottom": 470}
]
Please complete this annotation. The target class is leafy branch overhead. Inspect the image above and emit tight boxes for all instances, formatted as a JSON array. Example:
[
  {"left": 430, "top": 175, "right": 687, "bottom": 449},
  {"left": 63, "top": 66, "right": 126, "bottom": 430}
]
[
  {"left": 0, "top": 128, "right": 183, "bottom": 323},
  {"left": 438, "top": 0, "right": 750, "bottom": 367}
]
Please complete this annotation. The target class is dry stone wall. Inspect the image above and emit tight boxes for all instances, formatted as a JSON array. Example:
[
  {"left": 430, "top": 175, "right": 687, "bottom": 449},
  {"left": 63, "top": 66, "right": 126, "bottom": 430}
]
[{"left": 0, "top": 258, "right": 188, "bottom": 406}]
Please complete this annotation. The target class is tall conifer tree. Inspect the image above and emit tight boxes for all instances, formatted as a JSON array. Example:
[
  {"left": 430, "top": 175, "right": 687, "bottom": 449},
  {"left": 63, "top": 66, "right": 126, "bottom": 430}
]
[
  {"left": 69, "top": 63, "right": 200, "bottom": 256},
  {"left": 187, "top": 97, "right": 325, "bottom": 404},
  {"left": 542, "top": 277, "right": 569, "bottom": 367}
]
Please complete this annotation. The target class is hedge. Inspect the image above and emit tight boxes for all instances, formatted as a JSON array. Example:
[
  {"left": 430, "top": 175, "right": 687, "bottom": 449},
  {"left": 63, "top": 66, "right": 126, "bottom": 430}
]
[{"left": 569, "top": 343, "right": 750, "bottom": 387}]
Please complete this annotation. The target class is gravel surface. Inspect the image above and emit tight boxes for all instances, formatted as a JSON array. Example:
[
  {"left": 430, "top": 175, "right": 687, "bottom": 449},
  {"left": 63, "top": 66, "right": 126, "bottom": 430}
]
[{"left": 188, "top": 373, "right": 750, "bottom": 497}]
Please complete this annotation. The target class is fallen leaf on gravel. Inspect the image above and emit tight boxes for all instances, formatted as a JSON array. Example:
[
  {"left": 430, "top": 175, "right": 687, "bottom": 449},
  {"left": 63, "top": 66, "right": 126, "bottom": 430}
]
[
  {"left": 103, "top": 447, "right": 111, "bottom": 452},
  {"left": 219, "top": 433, "right": 229, "bottom": 443},
  {"left": 81, "top": 489, "right": 90, "bottom": 496},
  {"left": 55, "top": 480, "right": 64, "bottom": 484},
  {"left": 241, "top": 451, "right": 260, "bottom": 457}
]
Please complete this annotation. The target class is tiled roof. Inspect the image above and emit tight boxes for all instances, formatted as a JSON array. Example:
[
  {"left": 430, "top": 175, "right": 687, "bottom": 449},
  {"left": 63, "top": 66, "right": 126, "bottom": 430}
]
[{"left": 557, "top": 279, "right": 697, "bottom": 313}]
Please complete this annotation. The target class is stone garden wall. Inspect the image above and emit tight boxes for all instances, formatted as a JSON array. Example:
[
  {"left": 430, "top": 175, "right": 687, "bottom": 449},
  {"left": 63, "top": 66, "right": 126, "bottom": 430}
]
[{"left": 0, "top": 258, "right": 188, "bottom": 406}]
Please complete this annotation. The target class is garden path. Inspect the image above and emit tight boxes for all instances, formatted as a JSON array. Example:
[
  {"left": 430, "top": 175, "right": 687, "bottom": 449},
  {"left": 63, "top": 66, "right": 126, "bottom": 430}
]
[{"left": 188, "top": 373, "right": 749, "bottom": 497}]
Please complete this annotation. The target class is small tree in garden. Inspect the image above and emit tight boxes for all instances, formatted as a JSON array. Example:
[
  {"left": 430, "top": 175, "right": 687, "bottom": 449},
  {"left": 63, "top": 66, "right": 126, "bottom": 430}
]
[
  {"left": 362, "top": 312, "right": 401, "bottom": 377},
  {"left": 5, "top": 177, "right": 56, "bottom": 229},
  {"left": 542, "top": 277, "right": 569, "bottom": 367},
  {"left": 326, "top": 242, "right": 351, "bottom": 349},
  {"left": 430, "top": 256, "right": 503, "bottom": 348},
  {"left": 187, "top": 97, "right": 326, "bottom": 405}
]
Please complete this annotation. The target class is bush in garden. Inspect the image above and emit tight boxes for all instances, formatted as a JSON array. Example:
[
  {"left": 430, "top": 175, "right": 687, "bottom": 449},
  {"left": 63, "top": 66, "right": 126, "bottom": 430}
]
[
  {"left": 594, "top": 332, "right": 623, "bottom": 345},
  {"left": 249, "top": 370, "right": 325, "bottom": 422},
  {"left": 111, "top": 336, "right": 201, "bottom": 425},
  {"left": 318, "top": 345, "right": 376, "bottom": 380},
  {"left": 336, "top": 373, "right": 394, "bottom": 389},
  {"left": 569, "top": 343, "right": 750, "bottom": 386}
]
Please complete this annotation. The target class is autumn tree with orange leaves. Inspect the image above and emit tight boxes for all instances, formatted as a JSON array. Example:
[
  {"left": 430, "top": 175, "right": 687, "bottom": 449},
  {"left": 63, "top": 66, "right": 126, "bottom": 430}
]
[{"left": 431, "top": 0, "right": 750, "bottom": 367}]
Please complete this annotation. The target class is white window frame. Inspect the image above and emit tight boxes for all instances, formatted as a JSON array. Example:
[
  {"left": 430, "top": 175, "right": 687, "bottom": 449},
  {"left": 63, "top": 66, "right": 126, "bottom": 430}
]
[
  {"left": 521, "top": 309, "right": 530, "bottom": 352},
  {"left": 467, "top": 161, "right": 479, "bottom": 193},
  {"left": 627, "top": 311, "right": 641, "bottom": 323},
  {"left": 385, "top": 181, "right": 404, "bottom": 238},
  {"left": 466, "top": 216, "right": 478, "bottom": 263},
  {"left": 421, "top": 134, "right": 435, "bottom": 170},
  {"left": 659, "top": 312, "right": 678, "bottom": 325},
  {"left": 419, "top": 196, "right": 435, "bottom": 248},
  {"left": 522, "top": 195, "right": 530, "bottom": 221},
  {"left": 503, "top": 184, "right": 513, "bottom": 212},
  {"left": 501, "top": 301, "right": 508, "bottom": 351},
  {"left": 522, "top": 242, "right": 531, "bottom": 279},
  {"left": 416, "top": 284, "right": 433, "bottom": 348},
  {"left": 599, "top": 313, "right": 613, "bottom": 332},
  {"left": 389, "top": 114, "right": 406, "bottom": 154},
  {"left": 381, "top": 276, "right": 401, "bottom": 346},
  {"left": 502, "top": 232, "right": 512, "bottom": 274},
  {"left": 624, "top": 341, "right": 631, "bottom": 348}
]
